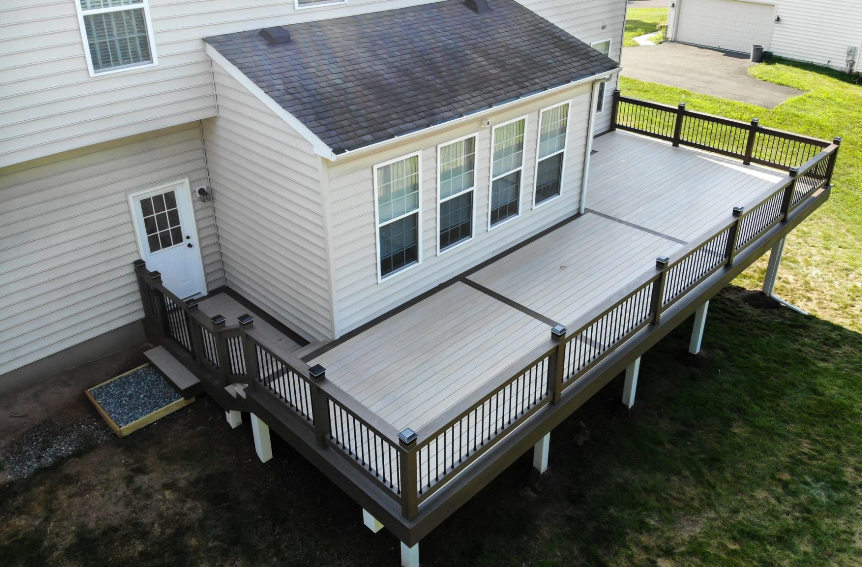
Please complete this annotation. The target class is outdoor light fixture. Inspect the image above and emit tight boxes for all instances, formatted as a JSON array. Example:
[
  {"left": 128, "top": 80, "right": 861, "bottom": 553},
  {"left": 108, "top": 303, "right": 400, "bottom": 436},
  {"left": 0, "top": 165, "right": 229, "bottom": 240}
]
[
  {"left": 197, "top": 186, "right": 211, "bottom": 202},
  {"left": 238, "top": 313, "right": 254, "bottom": 326},
  {"left": 399, "top": 428, "right": 418, "bottom": 445},
  {"left": 211, "top": 314, "right": 226, "bottom": 327},
  {"left": 775, "top": 15, "right": 780, "bottom": 22},
  {"left": 551, "top": 324, "right": 567, "bottom": 340},
  {"left": 309, "top": 364, "right": 326, "bottom": 380},
  {"left": 733, "top": 206, "right": 745, "bottom": 217},
  {"left": 656, "top": 256, "right": 670, "bottom": 269}
]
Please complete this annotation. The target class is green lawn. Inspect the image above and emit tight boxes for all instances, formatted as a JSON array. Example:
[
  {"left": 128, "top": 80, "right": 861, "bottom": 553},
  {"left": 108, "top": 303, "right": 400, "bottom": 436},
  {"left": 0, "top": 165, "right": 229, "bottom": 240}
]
[
  {"left": 624, "top": 8, "right": 668, "bottom": 47},
  {"left": 620, "top": 61, "right": 862, "bottom": 334}
]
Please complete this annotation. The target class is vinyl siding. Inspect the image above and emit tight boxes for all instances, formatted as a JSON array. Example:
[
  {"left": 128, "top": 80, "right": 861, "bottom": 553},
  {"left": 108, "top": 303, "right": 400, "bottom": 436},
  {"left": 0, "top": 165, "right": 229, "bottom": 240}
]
[
  {"left": 0, "top": 0, "right": 446, "bottom": 168},
  {"left": 202, "top": 60, "right": 332, "bottom": 342},
  {"left": 327, "top": 84, "right": 592, "bottom": 335},
  {"left": 517, "top": 0, "right": 628, "bottom": 133},
  {"left": 0, "top": 122, "right": 224, "bottom": 376}
]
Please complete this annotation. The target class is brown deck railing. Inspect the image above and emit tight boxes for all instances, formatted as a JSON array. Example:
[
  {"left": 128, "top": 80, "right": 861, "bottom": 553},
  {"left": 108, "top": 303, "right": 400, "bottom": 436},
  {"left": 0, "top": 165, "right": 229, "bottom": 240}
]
[
  {"left": 134, "top": 104, "right": 839, "bottom": 524},
  {"left": 610, "top": 90, "right": 832, "bottom": 171}
]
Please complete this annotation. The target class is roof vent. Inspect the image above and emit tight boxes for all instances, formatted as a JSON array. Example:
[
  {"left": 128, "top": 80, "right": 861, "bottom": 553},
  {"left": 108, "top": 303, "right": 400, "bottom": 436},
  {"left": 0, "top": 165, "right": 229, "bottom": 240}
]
[
  {"left": 465, "top": 0, "right": 491, "bottom": 14},
  {"left": 260, "top": 26, "right": 291, "bottom": 44}
]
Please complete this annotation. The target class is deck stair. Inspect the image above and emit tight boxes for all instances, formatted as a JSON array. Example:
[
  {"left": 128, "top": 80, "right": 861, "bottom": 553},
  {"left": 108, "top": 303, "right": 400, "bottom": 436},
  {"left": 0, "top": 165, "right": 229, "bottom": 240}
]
[{"left": 144, "top": 346, "right": 203, "bottom": 399}]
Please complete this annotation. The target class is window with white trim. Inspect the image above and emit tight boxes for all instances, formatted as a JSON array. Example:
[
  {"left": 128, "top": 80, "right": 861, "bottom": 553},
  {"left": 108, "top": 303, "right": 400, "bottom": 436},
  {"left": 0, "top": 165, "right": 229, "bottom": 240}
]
[
  {"left": 375, "top": 153, "right": 421, "bottom": 280},
  {"left": 295, "top": 0, "right": 346, "bottom": 7},
  {"left": 76, "top": 0, "right": 156, "bottom": 75},
  {"left": 592, "top": 39, "right": 612, "bottom": 113},
  {"left": 534, "top": 102, "right": 570, "bottom": 206},
  {"left": 489, "top": 117, "right": 526, "bottom": 227},
  {"left": 438, "top": 136, "right": 476, "bottom": 252}
]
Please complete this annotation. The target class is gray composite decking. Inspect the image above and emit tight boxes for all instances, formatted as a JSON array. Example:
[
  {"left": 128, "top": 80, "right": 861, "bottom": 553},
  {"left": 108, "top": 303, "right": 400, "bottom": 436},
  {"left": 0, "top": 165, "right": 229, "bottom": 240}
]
[{"left": 196, "top": 131, "right": 784, "bottom": 435}]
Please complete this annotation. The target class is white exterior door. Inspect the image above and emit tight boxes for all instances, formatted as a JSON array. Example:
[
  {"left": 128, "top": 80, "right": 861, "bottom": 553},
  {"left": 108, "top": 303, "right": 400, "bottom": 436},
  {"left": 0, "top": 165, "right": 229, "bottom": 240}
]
[
  {"left": 675, "top": 0, "right": 776, "bottom": 53},
  {"left": 130, "top": 179, "right": 207, "bottom": 299}
]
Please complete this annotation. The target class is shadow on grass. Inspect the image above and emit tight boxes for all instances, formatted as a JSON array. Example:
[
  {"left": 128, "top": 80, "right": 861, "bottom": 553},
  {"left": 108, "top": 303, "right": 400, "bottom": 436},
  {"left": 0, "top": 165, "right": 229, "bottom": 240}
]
[{"left": 1, "top": 285, "right": 861, "bottom": 566}]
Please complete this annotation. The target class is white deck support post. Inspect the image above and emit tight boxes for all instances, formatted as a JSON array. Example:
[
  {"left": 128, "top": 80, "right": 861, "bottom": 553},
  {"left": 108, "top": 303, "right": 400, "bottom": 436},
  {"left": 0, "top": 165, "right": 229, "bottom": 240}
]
[
  {"left": 225, "top": 410, "right": 242, "bottom": 429},
  {"left": 533, "top": 432, "right": 550, "bottom": 474},
  {"left": 362, "top": 509, "right": 383, "bottom": 533},
  {"left": 689, "top": 300, "right": 710, "bottom": 355},
  {"left": 762, "top": 237, "right": 786, "bottom": 297},
  {"left": 251, "top": 413, "right": 272, "bottom": 463},
  {"left": 400, "top": 542, "right": 419, "bottom": 567},
  {"left": 622, "top": 357, "right": 641, "bottom": 409}
]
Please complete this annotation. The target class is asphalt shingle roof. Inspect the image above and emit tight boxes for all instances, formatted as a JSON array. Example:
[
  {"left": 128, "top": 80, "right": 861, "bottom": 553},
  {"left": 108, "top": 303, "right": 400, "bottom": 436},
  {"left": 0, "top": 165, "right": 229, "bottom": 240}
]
[{"left": 204, "top": 0, "right": 618, "bottom": 155}]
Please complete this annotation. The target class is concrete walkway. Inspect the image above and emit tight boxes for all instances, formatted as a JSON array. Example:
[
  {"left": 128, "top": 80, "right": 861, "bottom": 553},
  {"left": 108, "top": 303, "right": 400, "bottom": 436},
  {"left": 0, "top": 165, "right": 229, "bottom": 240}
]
[{"left": 621, "top": 43, "right": 802, "bottom": 108}]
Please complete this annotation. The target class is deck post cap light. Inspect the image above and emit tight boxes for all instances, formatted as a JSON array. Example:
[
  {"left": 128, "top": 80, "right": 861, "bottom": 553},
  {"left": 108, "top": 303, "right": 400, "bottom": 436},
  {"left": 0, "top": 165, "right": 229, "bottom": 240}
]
[
  {"left": 399, "top": 428, "right": 418, "bottom": 446},
  {"left": 733, "top": 206, "right": 745, "bottom": 217},
  {"left": 211, "top": 314, "right": 226, "bottom": 326},
  {"left": 184, "top": 298, "right": 199, "bottom": 309},
  {"left": 789, "top": 167, "right": 799, "bottom": 177},
  {"left": 678, "top": 102, "right": 686, "bottom": 110},
  {"left": 133, "top": 259, "right": 146, "bottom": 269},
  {"left": 309, "top": 364, "right": 326, "bottom": 380},
  {"left": 834, "top": 136, "right": 842, "bottom": 145},
  {"left": 148, "top": 270, "right": 162, "bottom": 281},
  {"left": 656, "top": 256, "right": 669, "bottom": 269},
  {"left": 238, "top": 314, "right": 254, "bottom": 327},
  {"left": 751, "top": 118, "right": 759, "bottom": 125},
  {"left": 551, "top": 325, "right": 567, "bottom": 339}
]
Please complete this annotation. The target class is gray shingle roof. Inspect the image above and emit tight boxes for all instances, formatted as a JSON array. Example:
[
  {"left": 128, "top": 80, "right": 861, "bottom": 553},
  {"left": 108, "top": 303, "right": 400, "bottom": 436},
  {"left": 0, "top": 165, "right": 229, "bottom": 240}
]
[{"left": 204, "top": 0, "right": 618, "bottom": 155}]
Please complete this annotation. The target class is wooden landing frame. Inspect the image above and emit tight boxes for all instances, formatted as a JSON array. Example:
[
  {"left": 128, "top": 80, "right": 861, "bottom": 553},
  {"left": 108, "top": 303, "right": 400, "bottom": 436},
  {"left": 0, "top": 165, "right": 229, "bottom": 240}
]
[{"left": 85, "top": 363, "right": 195, "bottom": 437}]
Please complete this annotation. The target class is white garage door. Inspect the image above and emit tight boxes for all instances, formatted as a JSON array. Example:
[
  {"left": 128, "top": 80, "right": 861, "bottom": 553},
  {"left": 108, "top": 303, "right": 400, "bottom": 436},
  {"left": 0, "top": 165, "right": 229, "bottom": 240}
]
[{"left": 676, "top": 0, "right": 776, "bottom": 54}]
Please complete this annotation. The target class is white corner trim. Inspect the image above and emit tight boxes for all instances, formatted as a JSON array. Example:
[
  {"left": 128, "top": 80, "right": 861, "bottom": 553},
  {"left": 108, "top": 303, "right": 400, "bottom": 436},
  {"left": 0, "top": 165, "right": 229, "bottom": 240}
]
[{"left": 205, "top": 43, "right": 336, "bottom": 160}]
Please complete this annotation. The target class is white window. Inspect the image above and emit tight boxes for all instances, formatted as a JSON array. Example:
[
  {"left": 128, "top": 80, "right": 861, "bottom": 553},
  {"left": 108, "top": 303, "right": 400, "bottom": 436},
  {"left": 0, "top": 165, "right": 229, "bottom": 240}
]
[
  {"left": 437, "top": 135, "right": 477, "bottom": 253},
  {"left": 489, "top": 116, "right": 527, "bottom": 228},
  {"left": 75, "top": 0, "right": 157, "bottom": 76},
  {"left": 374, "top": 152, "right": 422, "bottom": 281},
  {"left": 591, "top": 39, "right": 612, "bottom": 113},
  {"left": 534, "top": 102, "right": 570, "bottom": 207},
  {"left": 295, "top": 0, "right": 347, "bottom": 8}
]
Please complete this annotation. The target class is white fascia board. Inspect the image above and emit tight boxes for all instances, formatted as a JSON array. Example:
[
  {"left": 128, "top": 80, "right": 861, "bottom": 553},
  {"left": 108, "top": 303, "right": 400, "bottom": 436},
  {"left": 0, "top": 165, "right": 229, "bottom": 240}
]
[{"left": 205, "top": 43, "right": 336, "bottom": 160}]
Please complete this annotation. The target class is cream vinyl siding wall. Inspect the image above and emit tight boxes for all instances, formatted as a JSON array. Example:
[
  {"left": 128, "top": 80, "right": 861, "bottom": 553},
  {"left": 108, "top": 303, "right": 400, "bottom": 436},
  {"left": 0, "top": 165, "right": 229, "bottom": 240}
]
[
  {"left": 327, "top": 85, "right": 592, "bottom": 335},
  {"left": 0, "top": 0, "right": 446, "bottom": 169},
  {"left": 769, "top": 0, "right": 862, "bottom": 72},
  {"left": 0, "top": 122, "right": 223, "bottom": 376},
  {"left": 202, "top": 60, "right": 333, "bottom": 342},
  {"left": 518, "top": 0, "right": 628, "bottom": 133}
]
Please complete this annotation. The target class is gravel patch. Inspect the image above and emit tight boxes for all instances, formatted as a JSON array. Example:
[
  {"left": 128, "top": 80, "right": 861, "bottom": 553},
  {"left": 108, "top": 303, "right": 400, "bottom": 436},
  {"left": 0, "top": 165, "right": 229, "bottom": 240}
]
[
  {"left": 89, "top": 366, "right": 181, "bottom": 427},
  {"left": 1, "top": 418, "right": 113, "bottom": 481}
]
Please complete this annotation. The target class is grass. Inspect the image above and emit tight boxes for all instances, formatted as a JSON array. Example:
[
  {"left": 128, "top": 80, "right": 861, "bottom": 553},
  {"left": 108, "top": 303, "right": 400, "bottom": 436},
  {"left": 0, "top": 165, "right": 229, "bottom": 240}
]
[
  {"left": 624, "top": 8, "right": 668, "bottom": 47},
  {"left": 620, "top": 59, "right": 862, "bottom": 333}
]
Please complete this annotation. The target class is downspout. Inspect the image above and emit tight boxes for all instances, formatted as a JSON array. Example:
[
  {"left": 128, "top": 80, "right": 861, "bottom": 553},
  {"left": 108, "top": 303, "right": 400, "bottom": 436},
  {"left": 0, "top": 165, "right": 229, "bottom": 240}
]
[{"left": 579, "top": 79, "right": 607, "bottom": 214}]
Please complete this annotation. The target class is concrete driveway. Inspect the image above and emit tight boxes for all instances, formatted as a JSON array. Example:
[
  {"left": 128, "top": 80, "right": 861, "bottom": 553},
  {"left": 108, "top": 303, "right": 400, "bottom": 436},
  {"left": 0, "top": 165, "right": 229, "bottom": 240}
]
[{"left": 621, "top": 43, "right": 802, "bottom": 108}]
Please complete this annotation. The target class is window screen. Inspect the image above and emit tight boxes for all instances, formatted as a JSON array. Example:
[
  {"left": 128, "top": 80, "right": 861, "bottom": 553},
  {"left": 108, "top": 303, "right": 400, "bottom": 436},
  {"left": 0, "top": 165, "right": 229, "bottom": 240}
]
[
  {"left": 535, "top": 103, "right": 569, "bottom": 205},
  {"left": 79, "top": 0, "right": 153, "bottom": 73},
  {"left": 490, "top": 118, "right": 526, "bottom": 227},
  {"left": 376, "top": 154, "right": 420, "bottom": 278},
  {"left": 438, "top": 137, "right": 476, "bottom": 252}
]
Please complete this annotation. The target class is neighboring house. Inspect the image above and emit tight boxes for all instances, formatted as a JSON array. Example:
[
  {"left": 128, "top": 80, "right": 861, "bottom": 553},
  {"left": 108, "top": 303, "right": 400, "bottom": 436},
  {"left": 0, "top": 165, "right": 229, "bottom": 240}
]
[
  {"left": 0, "top": 0, "right": 842, "bottom": 565},
  {"left": 667, "top": 0, "right": 862, "bottom": 73}
]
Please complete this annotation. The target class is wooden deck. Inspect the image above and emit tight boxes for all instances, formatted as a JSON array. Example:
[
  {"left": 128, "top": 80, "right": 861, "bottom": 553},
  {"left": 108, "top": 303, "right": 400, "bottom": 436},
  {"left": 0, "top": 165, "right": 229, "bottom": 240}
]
[{"left": 297, "top": 131, "right": 782, "bottom": 433}]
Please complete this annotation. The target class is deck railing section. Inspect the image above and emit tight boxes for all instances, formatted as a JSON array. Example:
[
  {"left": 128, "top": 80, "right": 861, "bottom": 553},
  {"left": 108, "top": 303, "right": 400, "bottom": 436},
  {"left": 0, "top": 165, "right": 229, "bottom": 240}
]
[
  {"left": 133, "top": 108, "right": 839, "bottom": 524},
  {"left": 610, "top": 90, "right": 831, "bottom": 170}
]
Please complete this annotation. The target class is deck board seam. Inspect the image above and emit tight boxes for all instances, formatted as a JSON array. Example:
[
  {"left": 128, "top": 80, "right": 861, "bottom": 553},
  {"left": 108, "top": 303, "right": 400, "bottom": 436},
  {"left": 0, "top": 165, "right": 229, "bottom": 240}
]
[
  {"left": 585, "top": 209, "right": 689, "bottom": 245},
  {"left": 459, "top": 277, "right": 560, "bottom": 328}
]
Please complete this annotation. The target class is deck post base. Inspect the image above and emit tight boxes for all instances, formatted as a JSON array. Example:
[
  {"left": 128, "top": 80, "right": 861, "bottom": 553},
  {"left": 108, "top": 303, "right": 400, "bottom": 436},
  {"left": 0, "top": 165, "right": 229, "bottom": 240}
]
[
  {"left": 362, "top": 509, "right": 383, "bottom": 533},
  {"left": 689, "top": 300, "right": 709, "bottom": 355},
  {"left": 225, "top": 410, "right": 242, "bottom": 429},
  {"left": 251, "top": 413, "right": 272, "bottom": 463},
  {"left": 622, "top": 357, "right": 641, "bottom": 409},
  {"left": 400, "top": 542, "right": 419, "bottom": 567},
  {"left": 533, "top": 432, "right": 550, "bottom": 474},
  {"left": 762, "top": 236, "right": 786, "bottom": 297}
]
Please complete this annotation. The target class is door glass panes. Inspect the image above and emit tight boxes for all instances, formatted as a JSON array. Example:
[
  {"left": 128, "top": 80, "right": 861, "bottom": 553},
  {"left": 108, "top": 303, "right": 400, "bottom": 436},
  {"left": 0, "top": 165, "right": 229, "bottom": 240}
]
[
  {"left": 140, "top": 190, "right": 183, "bottom": 253},
  {"left": 490, "top": 118, "right": 525, "bottom": 226},
  {"left": 438, "top": 137, "right": 476, "bottom": 251},
  {"left": 535, "top": 103, "right": 569, "bottom": 205},
  {"left": 377, "top": 155, "right": 420, "bottom": 278}
]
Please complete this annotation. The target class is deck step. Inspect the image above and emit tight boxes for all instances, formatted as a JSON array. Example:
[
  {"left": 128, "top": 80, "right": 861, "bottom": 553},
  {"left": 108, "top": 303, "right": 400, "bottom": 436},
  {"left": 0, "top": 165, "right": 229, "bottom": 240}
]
[{"left": 144, "top": 346, "right": 203, "bottom": 399}]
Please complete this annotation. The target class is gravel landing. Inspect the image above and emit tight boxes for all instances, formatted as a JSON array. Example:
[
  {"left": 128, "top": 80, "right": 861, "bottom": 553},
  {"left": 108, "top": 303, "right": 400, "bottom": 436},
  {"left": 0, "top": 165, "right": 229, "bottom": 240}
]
[
  {"left": 1, "top": 419, "right": 113, "bottom": 481},
  {"left": 89, "top": 367, "right": 182, "bottom": 428}
]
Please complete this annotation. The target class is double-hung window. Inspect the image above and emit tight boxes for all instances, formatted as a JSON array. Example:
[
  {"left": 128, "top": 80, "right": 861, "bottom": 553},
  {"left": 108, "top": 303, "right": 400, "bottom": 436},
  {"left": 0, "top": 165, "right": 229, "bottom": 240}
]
[
  {"left": 489, "top": 117, "right": 526, "bottom": 228},
  {"left": 591, "top": 39, "right": 612, "bottom": 113},
  {"left": 76, "top": 0, "right": 157, "bottom": 76},
  {"left": 534, "top": 102, "right": 570, "bottom": 206},
  {"left": 375, "top": 152, "right": 421, "bottom": 281},
  {"left": 437, "top": 135, "right": 476, "bottom": 253}
]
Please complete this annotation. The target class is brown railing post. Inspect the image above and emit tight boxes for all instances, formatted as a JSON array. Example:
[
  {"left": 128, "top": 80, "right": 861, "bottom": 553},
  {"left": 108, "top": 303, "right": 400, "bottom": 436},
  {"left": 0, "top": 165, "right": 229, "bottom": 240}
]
[
  {"left": 724, "top": 207, "right": 745, "bottom": 267},
  {"left": 780, "top": 168, "right": 798, "bottom": 220},
  {"left": 211, "top": 315, "right": 229, "bottom": 382},
  {"left": 132, "top": 260, "right": 153, "bottom": 319},
  {"left": 609, "top": 89, "right": 621, "bottom": 131},
  {"left": 650, "top": 257, "right": 669, "bottom": 324},
  {"left": 743, "top": 118, "right": 759, "bottom": 165},
  {"left": 398, "top": 430, "right": 419, "bottom": 520},
  {"left": 546, "top": 326, "right": 567, "bottom": 404},
  {"left": 185, "top": 298, "right": 204, "bottom": 363},
  {"left": 825, "top": 137, "right": 842, "bottom": 186},
  {"left": 238, "top": 315, "right": 259, "bottom": 381},
  {"left": 309, "top": 365, "right": 331, "bottom": 449},
  {"left": 672, "top": 102, "right": 686, "bottom": 147},
  {"left": 149, "top": 271, "right": 170, "bottom": 337}
]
